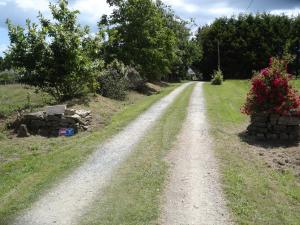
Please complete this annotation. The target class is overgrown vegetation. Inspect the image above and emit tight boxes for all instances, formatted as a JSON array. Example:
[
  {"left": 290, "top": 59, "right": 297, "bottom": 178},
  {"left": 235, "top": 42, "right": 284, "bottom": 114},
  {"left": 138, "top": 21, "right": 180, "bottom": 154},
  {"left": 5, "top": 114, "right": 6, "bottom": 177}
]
[
  {"left": 194, "top": 14, "right": 300, "bottom": 80},
  {"left": 204, "top": 80, "right": 300, "bottom": 225}
]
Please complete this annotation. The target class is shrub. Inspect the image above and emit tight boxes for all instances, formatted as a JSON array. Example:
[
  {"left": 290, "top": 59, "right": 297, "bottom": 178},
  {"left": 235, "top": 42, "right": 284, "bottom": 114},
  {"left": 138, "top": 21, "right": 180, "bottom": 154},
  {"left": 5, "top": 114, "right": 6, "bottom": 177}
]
[
  {"left": 125, "top": 66, "right": 144, "bottom": 90},
  {"left": 97, "top": 60, "right": 129, "bottom": 100},
  {"left": 0, "top": 70, "right": 18, "bottom": 84},
  {"left": 211, "top": 69, "right": 223, "bottom": 85},
  {"left": 6, "top": 0, "right": 102, "bottom": 101},
  {"left": 242, "top": 57, "right": 300, "bottom": 117}
]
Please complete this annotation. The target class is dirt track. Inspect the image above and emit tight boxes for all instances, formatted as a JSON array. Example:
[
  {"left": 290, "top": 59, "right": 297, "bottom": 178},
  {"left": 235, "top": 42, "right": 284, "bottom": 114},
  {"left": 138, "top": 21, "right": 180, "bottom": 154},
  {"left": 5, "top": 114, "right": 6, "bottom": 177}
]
[{"left": 159, "top": 82, "right": 233, "bottom": 225}]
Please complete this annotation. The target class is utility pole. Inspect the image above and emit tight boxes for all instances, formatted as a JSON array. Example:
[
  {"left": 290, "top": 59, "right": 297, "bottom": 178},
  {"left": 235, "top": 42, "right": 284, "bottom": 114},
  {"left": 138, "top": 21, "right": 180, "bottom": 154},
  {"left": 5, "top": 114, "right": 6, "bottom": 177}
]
[
  {"left": 296, "top": 40, "right": 300, "bottom": 79},
  {"left": 217, "top": 40, "right": 221, "bottom": 70}
]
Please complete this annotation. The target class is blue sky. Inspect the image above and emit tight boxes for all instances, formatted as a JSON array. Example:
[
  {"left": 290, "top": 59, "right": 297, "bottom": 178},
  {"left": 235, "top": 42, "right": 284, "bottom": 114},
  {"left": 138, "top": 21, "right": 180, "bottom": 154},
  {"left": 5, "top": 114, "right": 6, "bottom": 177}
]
[{"left": 0, "top": 0, "right": 300, "bottom": 56}]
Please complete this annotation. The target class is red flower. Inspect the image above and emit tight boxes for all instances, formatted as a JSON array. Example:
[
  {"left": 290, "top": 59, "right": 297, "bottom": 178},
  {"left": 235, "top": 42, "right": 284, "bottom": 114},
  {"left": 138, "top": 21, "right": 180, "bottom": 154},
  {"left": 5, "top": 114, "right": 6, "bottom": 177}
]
[{"left": 242, "top": 57, "right": 300, "bottom": 118}]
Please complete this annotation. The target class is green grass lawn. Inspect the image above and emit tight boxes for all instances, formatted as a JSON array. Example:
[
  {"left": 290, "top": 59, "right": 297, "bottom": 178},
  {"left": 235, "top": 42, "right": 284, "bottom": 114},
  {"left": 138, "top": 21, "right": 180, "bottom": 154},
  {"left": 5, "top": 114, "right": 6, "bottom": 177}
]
[
  {"left": 80, "top": 84, "right": 195, "bottom": 225},
  {"left": 0, "top": 83, "right": 181, "bottom": 225},
  {"left": 204, "top": 80, "right": 300, "bottom": 225},
  {"left": 0, "top": 84, "right": 54, "bottom": 118}
]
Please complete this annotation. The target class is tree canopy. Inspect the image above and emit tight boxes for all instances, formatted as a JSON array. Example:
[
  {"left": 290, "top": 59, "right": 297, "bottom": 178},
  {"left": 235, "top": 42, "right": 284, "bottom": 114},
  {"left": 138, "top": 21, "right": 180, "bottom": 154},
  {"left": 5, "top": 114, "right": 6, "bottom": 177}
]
[
  {"left": 193, "top": 14, "right": 300, "bottom": 80},
  {"left": 100, "top": 0, "right": 197, "bottom": 81}
]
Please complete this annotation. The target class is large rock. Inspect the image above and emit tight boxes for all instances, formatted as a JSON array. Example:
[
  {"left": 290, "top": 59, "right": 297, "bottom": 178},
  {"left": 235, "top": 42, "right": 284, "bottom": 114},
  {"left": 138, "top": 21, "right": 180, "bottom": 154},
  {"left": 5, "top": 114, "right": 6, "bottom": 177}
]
[
  {"left": 17, "top": 124, "right": 30, "bottom": 137},
  {"left": 23, "top": 111, "right": 45, "bottom": 120},
  {"left": 46, "top": 105, "right": 66, "bottom": 116}
]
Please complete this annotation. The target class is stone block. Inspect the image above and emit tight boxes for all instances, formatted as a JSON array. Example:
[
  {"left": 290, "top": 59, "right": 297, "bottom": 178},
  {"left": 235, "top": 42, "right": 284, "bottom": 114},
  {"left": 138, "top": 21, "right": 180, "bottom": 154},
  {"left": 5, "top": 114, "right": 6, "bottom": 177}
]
[
  {"left": 270, "top": 114, "right": 280, "bottom": 121},
  {"left": 278, "top": 116, "right": 300, "bottom": 126},
  {"left": 251, "top": 114, "right": 269, "bottom": 123},
  {"left": 273, "top": 125, "right": 287, "bottom": 132},
  {"left": 65, "top": 109, "right": 77, "bottom": 116},
  {"left": 17, "top": 124, "right": 30, "bottom": 137},
  {"left": 75, "top": 109, "right": 91, "bottom": 118},
  {"left": 47, "top": 115, "right": 62, "bottom": 121},
  {"left": 267, "top": 133, "right": 278, "bottom": 140},
  {"left": 287, "top": 117, "right": 300, "bottom": 126},
  {"left": 278, "top": 116, "right": 290, "bottom": 125},
  {"left": 31, "top": 119, "right": 46, "bottom": 128},
  {"left": 23, "top": 111, "right": 45, "bottom": 120},
  {"left": 256, "top": 133, "right": 265, "bottom": 140},
  {"left": 280, "top": 133, "right": 289, "bottom": 141},
  {"left": 252, "top": 122, "right": 267, "bottom": 128},
  {"left": 46, "top": 105, "right": 66, "bottom": 116}
]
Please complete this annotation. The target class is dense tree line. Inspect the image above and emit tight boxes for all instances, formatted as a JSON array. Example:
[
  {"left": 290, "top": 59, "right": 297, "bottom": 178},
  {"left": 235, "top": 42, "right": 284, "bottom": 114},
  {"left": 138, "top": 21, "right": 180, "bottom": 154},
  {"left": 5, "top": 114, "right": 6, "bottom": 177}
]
[
  {"left": 4, "top": 0, "right": 197, "bottom": 101},
  {"left": 193, "top": 14, "right": 300, "bottom": 80}
]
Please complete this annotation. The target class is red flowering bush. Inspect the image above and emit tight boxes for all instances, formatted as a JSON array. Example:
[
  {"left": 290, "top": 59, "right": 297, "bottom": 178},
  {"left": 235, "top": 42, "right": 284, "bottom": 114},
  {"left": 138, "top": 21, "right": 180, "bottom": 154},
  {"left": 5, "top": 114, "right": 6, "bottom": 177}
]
[{"left": 242, "top": 57, "right": 300, "bottom": 117}]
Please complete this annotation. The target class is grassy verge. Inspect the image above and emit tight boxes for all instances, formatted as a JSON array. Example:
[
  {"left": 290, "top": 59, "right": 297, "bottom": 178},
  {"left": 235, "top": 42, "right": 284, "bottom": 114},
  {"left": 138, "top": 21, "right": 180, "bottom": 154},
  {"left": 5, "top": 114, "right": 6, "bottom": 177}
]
[
  {"left": 80, "top": 84, "right": 195, "bottom": 225},
  {"left": 0, "top": 84, "right": 54, "bottom": 118},
  {"left": 0, "top": 83, "right": 181, "bottom": 225},
  {"left": 204, "top": 80, "right": 300, "bottom": 225}
]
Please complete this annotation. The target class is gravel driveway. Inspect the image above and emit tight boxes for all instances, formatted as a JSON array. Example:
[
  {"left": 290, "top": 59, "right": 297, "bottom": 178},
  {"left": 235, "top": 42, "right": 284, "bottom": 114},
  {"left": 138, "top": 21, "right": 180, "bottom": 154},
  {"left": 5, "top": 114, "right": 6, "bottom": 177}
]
[
  {"left": 12, "top": 83, "right": 191, "bottom": 225},
  {"left": 159, "top": 82, "right": 234, "bottom": 225}
]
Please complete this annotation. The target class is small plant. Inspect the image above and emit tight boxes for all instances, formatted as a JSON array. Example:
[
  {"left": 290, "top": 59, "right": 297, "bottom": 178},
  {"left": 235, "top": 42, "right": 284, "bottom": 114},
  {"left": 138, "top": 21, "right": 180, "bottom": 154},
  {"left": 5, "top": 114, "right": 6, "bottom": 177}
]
[
  {"left": 242, "top": 56, "right": 300, "bottom": 117},
  {"left": 25, "top": 92, "right": 32, "bottom": 112},
  {"left": 211, "top": 69, "right": 223, "bottom": 85}
]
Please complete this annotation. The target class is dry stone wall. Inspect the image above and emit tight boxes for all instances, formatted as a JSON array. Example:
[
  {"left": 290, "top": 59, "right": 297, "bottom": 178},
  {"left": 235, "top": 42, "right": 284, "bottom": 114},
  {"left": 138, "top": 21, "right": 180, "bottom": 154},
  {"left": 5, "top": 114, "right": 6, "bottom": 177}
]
[
  {"left": 247, "top": 113, "right": 300, "bottom": 141},
  {"left": 17, "top": 105, "right": 92, "bottom": 137}
]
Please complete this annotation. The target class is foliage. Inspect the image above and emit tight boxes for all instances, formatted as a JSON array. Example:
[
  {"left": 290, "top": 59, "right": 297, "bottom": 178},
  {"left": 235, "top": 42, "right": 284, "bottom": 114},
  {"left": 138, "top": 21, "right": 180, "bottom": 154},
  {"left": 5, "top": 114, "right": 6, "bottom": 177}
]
[
  {"left": 156, "top": 1, "right": 202, "bottom": 81},
  {"left": 97, "top": 60, "right": 129, "bottom": 100},
  {"left": 6, "top": 0, "right": 103, "bottom": 101},
  {"left": 0, "top": 70, "right": 18, "bottom": 84},
  {"left": 242, "top": 56, "right": 300, "bottom": 117},
  {"left": 0, "top": 57, "right": 4, "bottom": 71},
  {"left": 194, "top": 14, "right": 300, "bottom": 80},
  {"left": 125, "top": 66, "right": 144, "bottom": 90},
  {"left": 100, "top": 0, "right": 180, "bottom": 81},
  {"left": 211, "top": 69, "right": 223, "bottom": 85}
]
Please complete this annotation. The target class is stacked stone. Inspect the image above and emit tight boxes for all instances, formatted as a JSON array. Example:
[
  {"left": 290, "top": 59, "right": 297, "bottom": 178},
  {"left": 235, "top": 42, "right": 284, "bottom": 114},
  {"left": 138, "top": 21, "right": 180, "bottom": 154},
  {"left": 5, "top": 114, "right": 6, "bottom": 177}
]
[
  {"left": 247, "top": 113, "right": 300, "bottom": 141},
  {"left": 17, "top": 106, "right": 92, "bottom": 137}
]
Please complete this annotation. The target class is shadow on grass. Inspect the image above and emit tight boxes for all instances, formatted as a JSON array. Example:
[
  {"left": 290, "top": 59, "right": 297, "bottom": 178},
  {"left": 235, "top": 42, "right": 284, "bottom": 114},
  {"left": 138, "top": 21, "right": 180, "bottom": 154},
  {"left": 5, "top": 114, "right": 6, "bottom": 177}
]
[
  {"left": 238, "top": 131, "right": 299, "bottom": 148},
  {"left": 136, "top": 82, "right": 169, "bottom": 96}
]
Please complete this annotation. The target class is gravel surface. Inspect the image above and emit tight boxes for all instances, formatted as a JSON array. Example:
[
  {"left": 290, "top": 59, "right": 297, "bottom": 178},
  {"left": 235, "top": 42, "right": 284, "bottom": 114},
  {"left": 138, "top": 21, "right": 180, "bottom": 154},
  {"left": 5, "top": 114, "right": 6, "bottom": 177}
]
[
  {"left": 12, "top": 83, "right": 191, "bottom": 225},
  {"left": 159, "top": 82, "right": 234, "bottom": 225}
]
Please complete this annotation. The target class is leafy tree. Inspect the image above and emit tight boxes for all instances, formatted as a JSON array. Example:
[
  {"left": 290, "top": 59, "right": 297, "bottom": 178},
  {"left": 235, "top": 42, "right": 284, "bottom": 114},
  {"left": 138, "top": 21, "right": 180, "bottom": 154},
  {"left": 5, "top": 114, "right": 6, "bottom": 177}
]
[
  {"left": 157, "top": 1, "right": 202, "bottom": 81},
  {"left": 0, "top": 57, "right": 3, "bottom": 71},
  {"left": 100, "top": 0, "right": 178, "bottom": 81},
  {"left": 6, "top": 0, "right": 103, "bottom": 101},
  {"left": 194, "top": 14, "right": 294, "bottom": 80}
]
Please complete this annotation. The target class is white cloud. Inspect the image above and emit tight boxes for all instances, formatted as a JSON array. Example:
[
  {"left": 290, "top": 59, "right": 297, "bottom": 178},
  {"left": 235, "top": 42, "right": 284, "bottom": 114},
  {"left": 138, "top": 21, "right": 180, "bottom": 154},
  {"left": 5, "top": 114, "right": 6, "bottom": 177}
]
[
  {"left": 15, "top": 0, "right": 49, "bottom": 12},
  {"left": 270, "top": 8, "right": 300, "bottom": 17},
  {"left": 163, "top": 0, "right": 199, "bottom": 13},
  {"left": 71, "top": 0, "right": 113, "bottom": 23}
]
